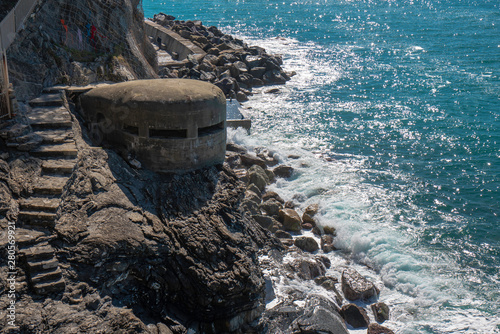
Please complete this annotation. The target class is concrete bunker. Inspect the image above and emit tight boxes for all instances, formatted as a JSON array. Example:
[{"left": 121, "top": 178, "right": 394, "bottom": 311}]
[{"left": 80, "top": 79, "right": 227, "bottom": 172}]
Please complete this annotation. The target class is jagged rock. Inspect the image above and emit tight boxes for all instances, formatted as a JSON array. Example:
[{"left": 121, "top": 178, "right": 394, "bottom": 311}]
[
  {"left": 371, "top": 302, "right": 390, "bottom": 323},
  {"left": 262, "top": 191, "right": 284, "bottom": 204},
  {"left": 265, "top": 88, "right": 280, "bottom": 94},
  {"left": 304, "top": 203, "right": 319, "bottom": 216},
  {"left": 249, "top": 67, "right": 267, "bottom": 78},
  {"left": 236, "top": 91, "right": 248, "bottom": 102},
  {"left": 252, "top": 215, "right": 280, "bottom": 232},
  {"left": 240, "top": 153, "right": 267, "bottom": 169},
  {"left": 260, "top": 198, "right": 283, "bottom": 217},
  {"left": 248, "top": 164, "right": 269, "bottom": 192},
  {"left": 275, "top": 230, "right": 293, "bottom": 239},
  {"left": 294, "top": 236, "right": 319, "bottom": 253},
  {"left": 279, "top": 208, "right": 302, "bottom": 232},
  {"left": 302, "top": 212, "right": 317, "bottom": 226},
  {"left": 323, "top": 225, "right": 336, "bottom": 236},
  {"left": 341, "top": 268, "right": 379, "bottom": 301},
  {"left": 226, "top": 143, "right": 247, "bottom": 154},
  {"left": 368, "top": 323, "right": 395, "bottom": 334},
  {"left": 302, "top": 223, "right": 313, "bottom": 230},
  {"left": 244, "top": 189, "right": 261, "bottom": 205},
  {"left": 273, "top": 165, "right": 294, "bottom": 178},
  {"left": 52, "top": 147, "right": 280, "bottom": 333},
  {"left": 340, "top": 304, "right": 370, "bottom": 329},
  {"left": 247, "top": 183, "right": 261, "bottom": 196},
  {"left": 320, "top": 234, "right": 336, "bottom": 253},
  {"left": 287, "top": 255, "right": 326, "bottom": 280},
  {"left": 241, "top": 198, "right": 260, "bottom": 215}
]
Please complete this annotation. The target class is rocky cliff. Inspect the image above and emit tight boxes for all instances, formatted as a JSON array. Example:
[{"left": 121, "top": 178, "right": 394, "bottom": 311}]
[{"left": 6, "top": 0, "right": 158, "bottom": 101}]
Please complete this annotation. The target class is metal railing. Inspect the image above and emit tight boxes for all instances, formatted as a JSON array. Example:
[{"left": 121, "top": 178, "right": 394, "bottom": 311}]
[{"left": 0, "top": 0, "right": 39, "bottom": 118}]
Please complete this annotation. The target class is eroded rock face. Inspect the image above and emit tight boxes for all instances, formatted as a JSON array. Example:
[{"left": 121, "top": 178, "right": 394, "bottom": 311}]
[
  {"left": 55, "top": 146, "right": 280, "bottom": 332},
  {"left": 341, "top": 268, "right": 379, "bottom": 301}
]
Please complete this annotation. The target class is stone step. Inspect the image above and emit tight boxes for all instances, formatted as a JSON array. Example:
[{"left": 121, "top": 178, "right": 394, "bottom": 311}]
[
  {"left": 31, "top": 267, "right": 63, "bottom": 285},
  {"left": 41, "top": 159, "right": 76, "bottom": 174},
  {"left": 27, "top": 258, "right": 59, "bottom": 272},
  {"left": 29, "top": 94, "right": 65, "bottom": 107},
  {"left": 33, "top": 129, "right": 74, "bottom": 144},
  {"left": 33, "top": 175, "right": 68, "bottom": 195},
  {"left": 31, "top": 143, "right": 78, "bottom": 158},
  {"left": 28, "top": 106, "right": 72, "bottom": 129},
  {"left": 19, "top": 197, "right": 60, "bottom": 212},
  {"left": 20, "top": 244, "right": 54, "bottom": 261},
  {"left": 33, "top": 277, "right": 65, "bottom": 295},
  {"left": 18, "top": 211, "right": 56, "bottom": 227}
]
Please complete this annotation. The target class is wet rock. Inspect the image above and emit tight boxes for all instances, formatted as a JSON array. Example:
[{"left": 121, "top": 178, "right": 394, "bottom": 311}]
[
  {"left": 290, "top": 299, "right": 348, "bottom": 334},
  {"left": 287, "top": 256, "right": 326, "bottom": 280},
  {"left": 275, "top": 230, "right": 293, "bottom": 239},
  {"left": 247, "top": 164, "right": 269, "bottom": 192},
  {"left": 367, "top": 323, "right": 395, "bottom": 334},
  {"left": 371, "top": 302, "right": 390, "bottom": 323},
  {"left": 304, "top": 203, "right": 320, "bottom": 216},
  {"left": 302, "top": 222, "right": 313, "bottom": 230},
  {"left": 260, "top": 198, "right": 283, "bottom": 217},
  {"left": 284, "top": 201, "right": 296, "bottom": 209},
  {"left": 236, "top": 91, "right": 248, "bottom": 102},
  {"left": 249, "top": 66, "right": 267, "bottom": 78},
  {"left": 320, "top": 234, "right": 336, "bottom": 253},
  {"left": 240, "top": 153, "right": 268, "bottom": 169},
  {"left": 265, "top": 88, "right": 280, "bottom": 94},
  {"left": 273, "top": 165, "right": 294, "bottom": 178},
  {"left": 302, "top": 212, "right": 317, "bottom": 226},
  {"left": 341, "top": 268, "right": 379, "bottom": 301},
  {"left": 262, "top": 191, "right": 284, "bottom": 204},
  {"left": 340, "top": 304, "right": 370, "bottom": 329},
  {"left": 294, "top": 236, "right": 319, "bottom": 253},
  {"left": 241, "top": 198, "right": 260, "bottom": 216},
  {"left": 278, "top": 208, "right": 302, "bottom": 232},
  {"left": 226, "top": 142, "right": 247, "bottom": 154},
  {"left": 252, "top": 78, "right": 265, "bottom": 87},
  {"left": 323, "top": 225, "right": 337, "bottom": 236}
]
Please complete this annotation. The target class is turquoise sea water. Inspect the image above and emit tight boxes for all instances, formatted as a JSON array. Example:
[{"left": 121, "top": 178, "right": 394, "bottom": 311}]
[{"left": 143, "top": 1, "right": 499, "bottom": 332}]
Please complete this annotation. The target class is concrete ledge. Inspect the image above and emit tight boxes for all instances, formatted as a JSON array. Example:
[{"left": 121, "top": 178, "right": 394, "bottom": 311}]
[{"left": 144, "top": 20, "right": 206, "bottom": 67}]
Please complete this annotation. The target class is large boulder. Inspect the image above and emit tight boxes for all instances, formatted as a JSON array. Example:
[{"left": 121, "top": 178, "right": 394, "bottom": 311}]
[
  {"left": 341, "top": 268, "right": 379, "bottom": 301},
  {"left": 278, "top": 209, "right": 302, "bottom": 232},
  {"left": 260, "top": 198, "right": 283, "bottom": 217},
  {"left": 247, "top": 165, "right": 269, "bottom": 192},
  {"left": 294, "top": 236, "right": 319, "bottom": 253},
  {"left": 368, "top": 323, "right": 395, "bottom": 334},
  {"left": 371, "top": 302, "right": 390, "bottom": 323},
  {"left": 339, "top": 304, "right": 370, "bottom": 328}
]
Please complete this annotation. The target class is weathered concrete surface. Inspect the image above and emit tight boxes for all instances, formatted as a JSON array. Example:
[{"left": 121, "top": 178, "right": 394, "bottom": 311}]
[{"left": 80, "top": 79, "right": 227, "bottom": 172}]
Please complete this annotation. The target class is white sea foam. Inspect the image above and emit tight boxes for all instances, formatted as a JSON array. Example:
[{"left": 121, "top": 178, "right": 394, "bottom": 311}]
[{"left": 226, "top": 33, "right": 500, "bottom": 333}]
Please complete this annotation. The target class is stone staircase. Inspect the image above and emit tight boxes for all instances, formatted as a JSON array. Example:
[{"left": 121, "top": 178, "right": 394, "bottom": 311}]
[{"left": 14, "top": 91, "right": 78, "bottom": 295}]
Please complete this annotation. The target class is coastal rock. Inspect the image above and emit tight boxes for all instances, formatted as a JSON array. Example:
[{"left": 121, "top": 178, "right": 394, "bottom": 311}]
[
  {"left": 340, "top": 304, "right": 370, "bottom": 328},
  {"left": 304, "top": 203, "right": 320, "bottom": 216},
  {"left": 287, "top": 256, "right": 326, "bottom": 280},
  {"left": 279, "top": 208, "right": 302, "bottom": 232},
  {"left": 260, "top": 198, "right": 283, "bottom": 217},
  {"left": 290, "top": 297, "right": 348, "bottom": 334},
  {"left": 240, "top": 153, "right": 268, "bottom": 169},
  {"left": 294, "top": 236, "right": 319, "bottom": 253},
  {"left": 302, "top": 212, "right": 317, "bottom": 226},
  {"left": 247, "top": 184, "right": 262, "bottom": 197},
  {"left": 371, "top": 302, "right": 390, "bottom": 323},
  {"left": 302, "top": 222, "right": 313, "bottom": 230},
  {"left": 321, "top": 234, "right": 336, "bottom": 253},
  {"left": 323, "top": 225, "right": 337, "bottom": 236},
  {"left": 273, "top": 165, "right": 294, "bottom": 178},
  {"left": 275, "top": 230, "right": 293, "bottom": 239},
  {"left": 226, "top": 142, "right": 247, "bottom": 154},
  {"left": 252, "top": 215, "right": 280, "bottom": 232},
  {"left": 262, "top": 191, "right": 285, "bottom": 204},
  {"left": 368, "top": 323, "right": 396, "bottom": 334},
  {"left": 245, "top": 189, "right": 261, "bottom": 205},
  {"left": 341, "top": 268, "right": 379, "bottom": 301},
  {"left": 248, "top": 164, "right": 269, "bottom": 192}
]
